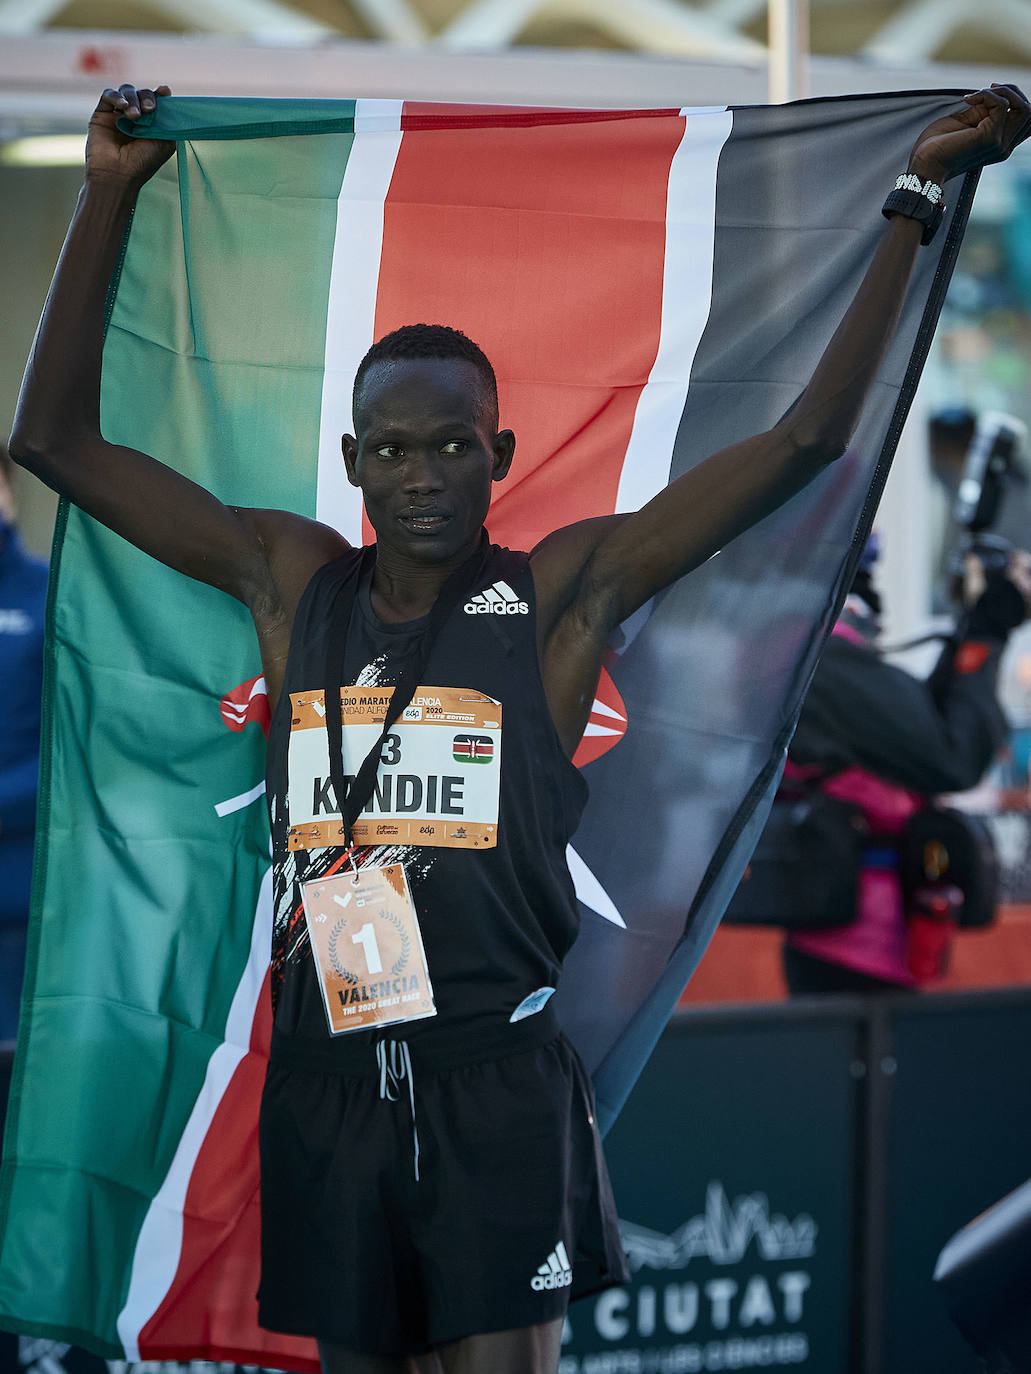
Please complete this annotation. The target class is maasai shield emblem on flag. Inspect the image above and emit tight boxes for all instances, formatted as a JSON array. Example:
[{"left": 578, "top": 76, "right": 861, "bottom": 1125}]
[{"left": 0, "top": 92, "right": 975, "bottom": 1366}]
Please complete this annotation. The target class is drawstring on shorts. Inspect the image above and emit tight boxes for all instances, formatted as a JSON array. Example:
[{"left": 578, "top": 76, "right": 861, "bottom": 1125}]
[{"left": 376, "top": 1039, "right": 420, "bottom": 1182}]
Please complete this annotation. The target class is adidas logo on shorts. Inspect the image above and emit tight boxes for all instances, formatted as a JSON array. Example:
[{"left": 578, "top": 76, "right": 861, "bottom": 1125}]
[
  {"left": 463, "top": 580, "right": 529, "bottom": 615},
  {"left": 531, "top": 1241, "right": 573, "bottom": 1291}
]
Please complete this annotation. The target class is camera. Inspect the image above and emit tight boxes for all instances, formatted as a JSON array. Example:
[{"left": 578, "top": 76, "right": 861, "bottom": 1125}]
[{"left": 948, "top": 411, "right": 1027, "bottom": 582}]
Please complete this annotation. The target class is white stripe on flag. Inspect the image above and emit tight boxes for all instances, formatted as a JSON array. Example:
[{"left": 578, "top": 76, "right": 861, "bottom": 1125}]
[
  {"left": 615, "top": 107, "right": 732, "bottom": 514},
  {"left": 316, "top": 98, "right": 405, "bottom": 544},
  {"left": 214, "top": 778, "right": 266, "bottom": 817},
  {"left": 116, "top": 866, "right": 274, "bottom": 1359},
  {"left": 566, "top": 844, "right": 626, "bottom": 929}
]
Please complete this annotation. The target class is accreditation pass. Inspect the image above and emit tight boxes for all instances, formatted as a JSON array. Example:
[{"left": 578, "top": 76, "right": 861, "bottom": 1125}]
[
  {"left": 301, "top": 864, "right": 436, "bottom": 1035},
  {"left": 287, "top": 685, "right": 501, "bottom": 852}
]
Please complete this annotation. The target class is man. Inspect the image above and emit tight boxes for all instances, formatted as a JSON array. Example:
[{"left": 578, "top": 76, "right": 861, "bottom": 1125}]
[
  {"left": 782, "top": 538, "right": 1030, "bottom": 993},
  {"left": 10, "top": 81, "right": 1030, "bottom": 1374},
  {"left": 0, "top": 442, "right": 47, "bottom": 1043}
]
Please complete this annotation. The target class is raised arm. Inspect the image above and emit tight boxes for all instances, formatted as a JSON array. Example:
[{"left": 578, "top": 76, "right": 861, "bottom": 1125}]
[
  {"left": 533, "top": 85, "right": 1031, "bottom": 754},
  {"left": 8, "top": 85, "right": 342, "bottom": 622},
  {"left": 537, "top": 88, "right": 1030, "bottom": 624}
]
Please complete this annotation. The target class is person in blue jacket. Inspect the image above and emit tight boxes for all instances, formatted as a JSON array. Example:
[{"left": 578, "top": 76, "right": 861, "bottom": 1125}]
[{"left": 0, "top": 440, "right": 48, "bottom": 1042}]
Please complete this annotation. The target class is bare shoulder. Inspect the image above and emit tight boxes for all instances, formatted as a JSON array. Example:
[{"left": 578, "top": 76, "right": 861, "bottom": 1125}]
[
  {"left": 230, "top": 507, "right": 351, "bottom": 711},
  {"left": 529, "top": 513, "right": 630, "bottom": 637},
  {"left": 234, "top": 506, "right": 350, "bottom": 627}
]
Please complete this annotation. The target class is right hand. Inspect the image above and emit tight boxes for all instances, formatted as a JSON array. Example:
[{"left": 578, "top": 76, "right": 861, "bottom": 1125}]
[
  {"left": 86, "top": 84, "right": 174, "bottom": 187},
  {"left": 908, "top": 83, "right": 1031, "bottom": 185},
  {"left": 1002, "top": 549, "right": 1031, "bottom": 619},
  {"left": 963, "top": 549, "right": 1031, "bottom": 637}
]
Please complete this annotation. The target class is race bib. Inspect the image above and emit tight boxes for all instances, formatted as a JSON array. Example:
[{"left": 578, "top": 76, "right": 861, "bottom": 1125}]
[
  {"left": 301, "top": 865, "right": 436, "bottom": 1035},
  {"left": 287, "top": 685, "right": 501, "bottom": 851}
]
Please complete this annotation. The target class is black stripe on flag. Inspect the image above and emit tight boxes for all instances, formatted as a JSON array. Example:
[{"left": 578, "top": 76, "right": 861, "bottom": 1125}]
[{"left": 555, "top": 91, "right": 978, "bottom": 1130}]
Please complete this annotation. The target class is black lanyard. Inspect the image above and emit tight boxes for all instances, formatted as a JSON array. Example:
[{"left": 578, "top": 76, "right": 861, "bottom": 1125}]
[{"left": 324, "top": 536, "right": 489, "bottom": 852}]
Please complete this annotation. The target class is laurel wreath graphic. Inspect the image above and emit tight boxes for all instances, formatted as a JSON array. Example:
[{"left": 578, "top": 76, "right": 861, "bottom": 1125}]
[
  {"left": 328, "top": 918, "right": 357, "bottom": 983},
  {"left": 376, "top": 906, "right": 411, "bottom": 976}
]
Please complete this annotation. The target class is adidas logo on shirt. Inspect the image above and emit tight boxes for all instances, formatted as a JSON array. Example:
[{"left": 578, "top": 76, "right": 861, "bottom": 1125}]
[
  {"left": 463, "top": 580, "right": 529, "bottom": 615},
  {"left": 531, "top": 1241, "right": 573, "bottom": 1291}
]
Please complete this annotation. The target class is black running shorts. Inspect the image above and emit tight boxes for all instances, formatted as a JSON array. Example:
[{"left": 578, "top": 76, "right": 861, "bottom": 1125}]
[{"left": 257, "top": 1008, "right": 628, "bottom": 1356}]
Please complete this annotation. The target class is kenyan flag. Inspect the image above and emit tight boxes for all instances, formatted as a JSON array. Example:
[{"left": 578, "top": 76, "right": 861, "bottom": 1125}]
[
  {"left": 453, "top": 735, "right": 495, "bottom": 764},
  {"left": 0, "top": 93, "right": 974, "bottom": 1365}
]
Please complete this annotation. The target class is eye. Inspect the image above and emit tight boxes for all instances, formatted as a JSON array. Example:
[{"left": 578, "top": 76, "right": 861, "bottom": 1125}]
[
  {"left": 441, "top": 440, "right": 469, "bottom": 456},
  {"left": 375, "top": 444, "right": 404, "bottom": 460}
]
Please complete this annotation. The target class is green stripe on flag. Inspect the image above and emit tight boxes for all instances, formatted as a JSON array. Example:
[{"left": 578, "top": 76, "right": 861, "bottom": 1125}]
[
  {"left": 121, "top": 96, "right": 360, "bottom": 142},
  {"left": 0, "top": 118, "right": 357, "bottom": 1352}
]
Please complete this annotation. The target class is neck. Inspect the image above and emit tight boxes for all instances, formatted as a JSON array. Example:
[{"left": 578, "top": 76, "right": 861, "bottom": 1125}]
[{"left": 370, "top": 535, "right": 482, "bottom": 623}]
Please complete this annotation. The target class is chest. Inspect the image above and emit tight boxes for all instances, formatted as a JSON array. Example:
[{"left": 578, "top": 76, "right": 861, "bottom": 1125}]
[{"left": 280, "top": 563, "right": 545, "bottom": 854}]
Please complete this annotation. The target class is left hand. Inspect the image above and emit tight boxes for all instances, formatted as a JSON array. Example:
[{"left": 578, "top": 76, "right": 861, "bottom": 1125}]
[
  {"left": 87, "top": 83, "right": 174, "bottom": 187},
  {"left": 909, "top": 83, "right": 1031, "bottom": 184}
]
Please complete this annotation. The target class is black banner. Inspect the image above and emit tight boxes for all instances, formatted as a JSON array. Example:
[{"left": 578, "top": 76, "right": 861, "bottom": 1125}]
[
  {"left": 561, "top": 1006, "right": 864, "bottom": 1374},
  {"left": 882, "top": 992, "right": 1031, "bottom": 1373},
  {"left": 0, "top": 1337, "right": 289, "bottom": 1374}
]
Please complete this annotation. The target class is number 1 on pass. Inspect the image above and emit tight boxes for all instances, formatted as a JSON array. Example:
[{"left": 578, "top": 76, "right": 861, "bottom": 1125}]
[{"left": 351, "top": 921, "right": 383, "bottom": 974}]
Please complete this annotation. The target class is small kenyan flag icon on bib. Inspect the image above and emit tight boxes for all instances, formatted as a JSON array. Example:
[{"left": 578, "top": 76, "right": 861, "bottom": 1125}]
[{"left": 453, "top": 734, "right": 494, "bottom": 764}]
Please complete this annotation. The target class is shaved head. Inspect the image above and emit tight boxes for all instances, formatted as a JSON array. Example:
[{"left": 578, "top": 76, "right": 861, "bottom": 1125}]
[{"left": 353, "top": 324, "right": 499, "bottom": 431}]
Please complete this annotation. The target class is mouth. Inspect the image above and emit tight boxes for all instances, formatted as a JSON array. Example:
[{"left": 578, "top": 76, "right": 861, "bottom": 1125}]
[{"left": 398, "top": 509, "right": 452, "bottom": 535}]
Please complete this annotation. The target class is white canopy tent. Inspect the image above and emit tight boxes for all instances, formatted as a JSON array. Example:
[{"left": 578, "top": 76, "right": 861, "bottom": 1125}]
[
  {"left": 1, "top": 0, "right": 1029, "bottom": 63},
  {"left": 0, "top": 0, "right": 1030, "bottom": 130}
]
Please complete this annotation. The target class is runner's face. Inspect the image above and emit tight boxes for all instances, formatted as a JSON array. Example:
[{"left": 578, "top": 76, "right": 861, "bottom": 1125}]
[{"left": 344, "top": 358, "right": 514, "bottom": 565}]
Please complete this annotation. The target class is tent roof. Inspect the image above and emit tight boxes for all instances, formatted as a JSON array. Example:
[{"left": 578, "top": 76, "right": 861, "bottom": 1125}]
[{"left": 0, "top": 0, "right": 1028, "bottom": 65}]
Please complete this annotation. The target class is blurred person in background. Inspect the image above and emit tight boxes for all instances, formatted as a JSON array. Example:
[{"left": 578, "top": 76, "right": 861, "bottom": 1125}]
[
  {"left": 0, "top": 439, "right": 47, "bottom": 1041},
  {"left": 781, "top": 537, "right": 1030, "bottom": 993},
  {"left": 928, "top": 406, "right": 1030, "bottom": 611}
]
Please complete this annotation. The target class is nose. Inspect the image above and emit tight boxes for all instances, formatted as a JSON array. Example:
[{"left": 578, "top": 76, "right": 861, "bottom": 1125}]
[{"left": 402, "top": 449, "right": 444, "bottom": 495}]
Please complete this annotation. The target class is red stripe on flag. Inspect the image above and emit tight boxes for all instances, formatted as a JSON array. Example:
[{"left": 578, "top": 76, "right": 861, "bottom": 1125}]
[
  {"left": 364, "top": 106, "right": 686, "bottom": 549},
  {"left": 137, "top": 973, "right": 320, "bottom": 1372},
  {"left": 140, "top": 112, "right": 684, "bottom": 1357},
  {"left": 399, "top": 103, "right": 680, "bottom": 130}
]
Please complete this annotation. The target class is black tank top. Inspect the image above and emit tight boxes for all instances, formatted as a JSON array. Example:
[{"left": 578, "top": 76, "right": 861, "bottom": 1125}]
[{"left": 264, "top": 542, "right": 588, "bottom": 1058}]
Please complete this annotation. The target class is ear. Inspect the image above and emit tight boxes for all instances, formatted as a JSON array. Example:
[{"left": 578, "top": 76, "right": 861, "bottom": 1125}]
[
  {"left": 491, "top": 429, "right": 516, "bottom": 483},
  {"left": 342, "top": 434, "right": 360, "bottom": 489}
]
